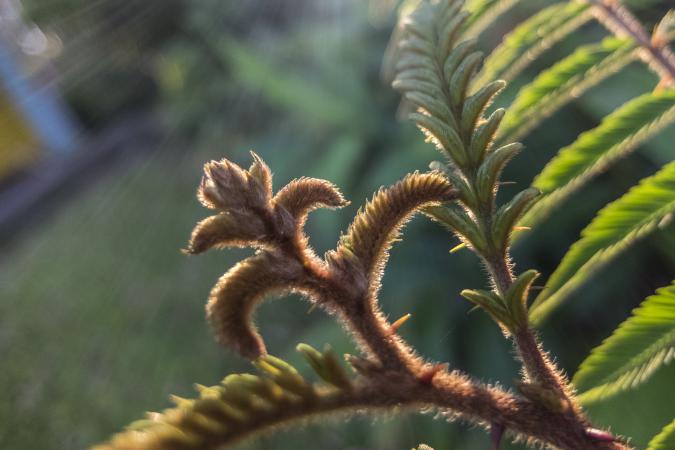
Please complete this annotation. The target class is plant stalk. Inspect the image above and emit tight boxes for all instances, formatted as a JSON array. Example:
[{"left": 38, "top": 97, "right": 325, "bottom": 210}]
[{"left": 589, "top": 0, "right": 675, "bottom": 86}]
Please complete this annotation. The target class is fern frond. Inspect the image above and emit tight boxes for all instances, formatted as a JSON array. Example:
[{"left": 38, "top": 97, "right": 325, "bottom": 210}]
[
  {"left": 395, "top": 0, "right": 545, "bottom": 333},
  {"left": 573, "top": 281, "right": 675, "bottom": 404},
  {"left": 474, "top": 2, "right": 592, "bottom": 87},
  {"left": 498, "top": 37, "right": 637, "bottom": 143},
  {"left": 332, "top": 171, "right": 456, "bottom": 295},
  {"left": 463, "top": 0, "right": 520, "bottom": 39},
  {"left": 530, "top": 162, "right": 675, "bottom": 324},
  {"left": 425, "top": 204, "right": 488, "bottom": 254},
  {"left": 492, "top": 187, "right": 541, "bottom": 250},
  {"left": 521, "top": 89, "right": 675, "bottom": 231},
  {"left": 94, "top": 351, "right": 356, "bottom": 450},
  {"left": 648, "top": 420, "right": 675, "bottom": 450}
]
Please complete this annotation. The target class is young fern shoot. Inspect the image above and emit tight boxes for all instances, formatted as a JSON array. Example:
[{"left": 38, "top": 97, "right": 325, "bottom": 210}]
[{"left": 96, "top": 0, "right": 675, "bottom": 448}]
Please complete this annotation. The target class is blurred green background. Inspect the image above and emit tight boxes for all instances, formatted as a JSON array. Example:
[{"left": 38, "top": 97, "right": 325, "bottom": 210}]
[{"left": 1, "top": 0, "right": 673, "bottom": 448}]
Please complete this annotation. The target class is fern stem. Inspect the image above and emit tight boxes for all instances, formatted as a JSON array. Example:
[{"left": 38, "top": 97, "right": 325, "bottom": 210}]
[
  {"left": 589, "top": 0, "right": 675, "bottom": 86},
  {"left": 513, "top": 328, "right": 576, "bottom": 400},
  {"left": 485, "top": 246, "right": 578, "bottom": 409}
]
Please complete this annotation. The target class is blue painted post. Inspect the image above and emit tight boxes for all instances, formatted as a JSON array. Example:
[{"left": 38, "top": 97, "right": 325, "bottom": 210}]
[{"left": 0, "top": 38, "right": 80, "bottom": 155}]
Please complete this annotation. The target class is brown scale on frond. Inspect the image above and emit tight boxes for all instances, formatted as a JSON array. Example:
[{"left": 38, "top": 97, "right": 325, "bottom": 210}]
[
  {"left": 333, "top": 171, "right": 456, "bottom": 296},
  {"left": 206, "top": 250, "right": 312, "bottom": 359}
]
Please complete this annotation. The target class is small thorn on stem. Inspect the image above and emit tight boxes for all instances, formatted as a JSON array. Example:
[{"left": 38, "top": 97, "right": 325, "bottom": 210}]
[
  {"left": 513, "top": 226, "right": 531, "bottom": 232},
  {"left": 499, "top": 181, "right": 517, "bottom": 185},
  {"left": 529, "top": 285, "right": 546, "bottom": 291},
  {"left": 450, "top": 242, "right": 468, "bottom": 253},
  {"left": 491, "top": 422, "right": 505, "bottom": 450},
  {"left": 654, "top": 77, "right": 673, "bottom": 93},
  {"left": 585, "top": 428, "right": 617, "bottom": 443},
  {"left": 418, "top": 363, "right": 449, "bottom": 385},
  {"left": 389, "top": 313, "right": 412, "bottom": 334},
  {"left": 307, "top": 303, "right": 318, "bottom": 314}
]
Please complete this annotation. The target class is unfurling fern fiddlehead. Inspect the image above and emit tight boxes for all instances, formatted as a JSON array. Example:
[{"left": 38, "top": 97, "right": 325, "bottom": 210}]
[{"left": 96, "top": 0, "right": 675, "bottom": 448}]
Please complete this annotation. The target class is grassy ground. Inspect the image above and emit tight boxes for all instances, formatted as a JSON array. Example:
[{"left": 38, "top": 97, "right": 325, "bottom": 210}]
[{"left": 0, "top": 143, "right": 228, "bottom": 448}]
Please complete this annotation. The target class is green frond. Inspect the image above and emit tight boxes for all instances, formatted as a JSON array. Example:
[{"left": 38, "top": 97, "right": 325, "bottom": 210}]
[
  {"left": 498, "top": 37, "right": 637, "bottom": 143},
  {"left": 425, "top": 204, "right": 488, "bottom": 254},
  {"left": 648, "top": 420, "right": 675, "bottom": 450},
  {"left": 573, "top": 281, "right": 675, "bottom": 405},
  {"left": 296, "top": 343, "right": 353, "bottom": 390},
  {"left": 470, "top": 108, "right": 505, "bottom": 159},
  {"left": 474, "top": 2, "right": 592, "bottom": 87},
  {"left": 463, "top": 0, "right": 520, "bottom": 39},
  {"left": 461, "top": 270, "right": 540, "bottom": 332},
  {"left": 430, "top": 162, "right": 480, "bottom": 210},
  {"left": 492, "top": 187, "right": 540, "bottom": 249},
  {"left": 94, "top": 351, "right": 356, "bottom": 450},
  {"left": 475, "top": 142, "right": 522, "bottom": 203},
  {"left": 395, "top": 0, "right": 516, "bottom": 174},
  {"left": 461, "top": 288, "right": 513, "bottom": 327},
  {"left": 461, "top": 79, "right": 506, "bottom": 142},
  {"left": 533, "top": 90, "right": 675, "bottom": 194},
  {"left": 530, "top": 162, "right": 675, "bottom": 324},
  {"left": 504, "top": 269, "right": 540, "bottom": 328},
  {"left": 521, "top": 89, "right": 675, "bottom": 231}
]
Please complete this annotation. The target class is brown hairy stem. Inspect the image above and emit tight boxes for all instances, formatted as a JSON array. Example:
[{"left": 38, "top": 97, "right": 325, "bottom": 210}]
[
  {"left": 485, "top": 249, "right": 579, "bottom": 413},
  {"left": 97, "top": 152, "right": 635, "bottom": 450},
  {"left": 513, "top": 329, "right": 578, "bottom": 409},
  {"left": 589, "top": 0, "right": 675, "bottom": 86},
  {"left": 181, "top": 371, "right": 631, "bottom": 450}
]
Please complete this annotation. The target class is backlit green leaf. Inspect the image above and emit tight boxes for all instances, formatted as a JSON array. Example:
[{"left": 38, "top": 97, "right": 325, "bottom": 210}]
[
  {"left": 573, "top": 281, "right": 675, "bottom": 404},
  {"left": 530, "top": 162, "right": 675, "bottom": 323}
]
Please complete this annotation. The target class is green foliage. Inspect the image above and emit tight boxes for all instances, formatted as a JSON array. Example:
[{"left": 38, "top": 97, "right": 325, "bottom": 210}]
[
  {"left": 216, "top": 39, "right": 357, "bottom": 130},
  {"left": 498, "top": 37, "right": 637, "bottom": 143},
  {"left": 530, "top": 162, "right": 675, "bottom": 323},
  {"left": 17, "top": 0, "right": 675, "bottom": 449},
  {"left": 648, "top": 420, "right": 675, "bottom": 450},
  {"left": 463, "top": 0, "right": 519, "bottom": 38},
  {"left": 573, "top": 281, "right": 675, "bottom": 404},
  {"left": 474, "top": 2, "right": 592, "bottom": 86},
  {"left": 533, "top": 90, "right": 675, "bottom": 194},
  {"left": 521, "top": 89, "right": 675, "bottom": 233},
  {"left": 95, "top": 347, "right": 355, "bottom": 450},
  {"left": 392, "top": 0, "right": 543, "bottom": 333}
]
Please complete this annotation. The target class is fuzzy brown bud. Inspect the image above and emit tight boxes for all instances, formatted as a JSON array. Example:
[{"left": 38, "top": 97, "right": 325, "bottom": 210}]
[
  {"left": 197, "top": 151, "right": 272, "bottom": 213},
  {"left": 207, "top": 250, "right": 308, "bottom": 359},
  {"left": 185, "top": 211, "right": 268, "bottom": 254},
  {"left": 336, "top": 171, "right": 456, "bottom": 297}
]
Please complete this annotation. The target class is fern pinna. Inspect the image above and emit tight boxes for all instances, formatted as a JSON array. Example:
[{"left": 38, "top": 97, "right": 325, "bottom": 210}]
[{"left": 98, "top": 0, "right": 674, "bottom": 449}]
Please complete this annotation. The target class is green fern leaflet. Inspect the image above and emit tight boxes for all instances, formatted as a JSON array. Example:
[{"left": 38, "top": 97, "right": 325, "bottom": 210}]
[
  {"left": 573, "top": 281, "right": 675, "bottom": 404},
  {"left": 530, "top": 161, "right": 675, "bottom": 323}
]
